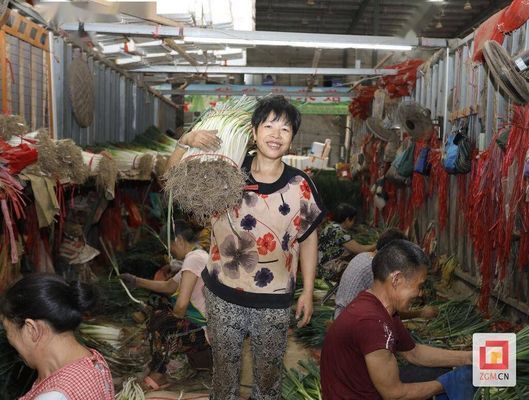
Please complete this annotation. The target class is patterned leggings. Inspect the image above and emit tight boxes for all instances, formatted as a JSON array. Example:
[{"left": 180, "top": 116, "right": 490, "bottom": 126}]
[{"left": 204, "top": 288, "right": 290, "bottom": 400}]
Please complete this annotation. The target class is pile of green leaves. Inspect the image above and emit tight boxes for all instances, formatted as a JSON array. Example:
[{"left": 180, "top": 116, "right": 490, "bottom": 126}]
[
  {"left": 96, "top": 278, "right": 150, "bottom": 319},
  {"left": 282, "top": 359, "right": 322, "bottom": 400},
  {"left": 350, "top": 224, "right": 380, "bottom": 245},
  {"left": 409, "top": 298, "right": 490, "bottom": 349}
]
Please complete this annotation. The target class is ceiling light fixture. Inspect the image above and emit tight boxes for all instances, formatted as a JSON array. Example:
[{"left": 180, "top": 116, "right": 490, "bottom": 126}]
[
  {"left": 183, "top": 36, "right": 412, "bottom": 51},
  {"left": 464, "top": 1, "right": 472, "bottom": 10}
]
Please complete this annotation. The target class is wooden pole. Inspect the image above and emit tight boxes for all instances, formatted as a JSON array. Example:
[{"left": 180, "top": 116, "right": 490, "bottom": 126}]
[{"left": 0, "top": 30, "right": 7, "bottom": 113}]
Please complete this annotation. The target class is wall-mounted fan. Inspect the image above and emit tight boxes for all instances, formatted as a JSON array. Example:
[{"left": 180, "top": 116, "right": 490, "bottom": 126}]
[
  {"left": 366, "top": 117, "right": 398, "bottom": 142},
  {"left": 397, "top": 101, "right": 433, "bottom": 141},
  {"left": 482, "top": 40, "right": 529, "bottom": 105}
]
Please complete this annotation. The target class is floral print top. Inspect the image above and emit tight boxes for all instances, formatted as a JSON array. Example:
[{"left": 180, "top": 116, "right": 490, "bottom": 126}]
[
  {"left": 202, "top": 155, "right": 325, "bottom": 309},
  {"left": 318, "top": 222, "right": 352, "bottom": 266}
]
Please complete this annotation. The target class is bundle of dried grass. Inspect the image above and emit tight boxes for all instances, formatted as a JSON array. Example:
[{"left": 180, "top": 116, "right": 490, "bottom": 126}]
[
  {"left": 97, "top": 153, "right": 118, "bottom": 199},
  {"left": 165, "top": 159, "right": 247, "bottom": 225},
  {"left": 138, "top": 153, "right": 154, "bottom": 180},
  {"left": 35, "top": 129, "right": 61, "bottom": 177},
  {"left": 57, "top": 139, "right": 90, "bottom": 184},
  {"left": 153, "top": 154, "right": 169, "bottom": 177},
  {"left": 0, "top": 114, "right": 27, "bottom": 140},
  {"left": 82, "top": 150, "right": 118, "bottom": 200},
  {"left": 164, "top": 96, "right": 256, "bottom": 224}
]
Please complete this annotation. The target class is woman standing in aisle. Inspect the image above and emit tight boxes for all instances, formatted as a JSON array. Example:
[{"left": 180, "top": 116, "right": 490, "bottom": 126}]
[
  {"left": 1, "top": 274, "right": 114, "bottom": 400},
  {"left": 168, "top": 95, "right": 324, "bottom": 400}
]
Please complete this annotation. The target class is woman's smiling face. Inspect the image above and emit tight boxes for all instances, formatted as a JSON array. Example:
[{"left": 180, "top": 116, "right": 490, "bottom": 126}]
[{"left": 253, "top": 112, "right": 293, "bottom": 160}]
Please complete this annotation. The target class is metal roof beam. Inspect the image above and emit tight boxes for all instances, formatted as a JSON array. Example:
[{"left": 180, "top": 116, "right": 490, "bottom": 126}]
[
  {"left": 61, "top": 23, "right": 449, "bottom": 49},
  {"left": 130, "top": 65, "right": 398, "bottom": 75},
  {"left": 157, "top": 84, "right": 354, "bottom": 97}
]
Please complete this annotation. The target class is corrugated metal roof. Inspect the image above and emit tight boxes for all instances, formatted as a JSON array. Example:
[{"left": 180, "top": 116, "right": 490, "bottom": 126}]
[{"left": 256, "top": 0, "right": 511, "bottom": 39}]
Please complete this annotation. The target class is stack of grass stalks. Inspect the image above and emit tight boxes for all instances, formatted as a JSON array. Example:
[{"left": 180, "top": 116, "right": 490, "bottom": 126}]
[
  {"left": 131, "top": 127, "right": 179, "bottom": 178},
  {"left": 282, "top": 359, "right": 322, "bottom": 400},
  {"left": 81, "top": 150, "right": 118, "bottom": 199},
  {"left": 6, "top": 129, "right": 90, "bottom": 185},
  {"left": 78, "top": 322, "right": 148, "bottom": 378},
  {"left": 409, "top": 298, "right": 491, "bottom": 349},
  {"left": 77, "top": 277, "right": 151, "bottom": 377},
  {"left": 105, "top": 145, "right": 154, "bottom": 180}
]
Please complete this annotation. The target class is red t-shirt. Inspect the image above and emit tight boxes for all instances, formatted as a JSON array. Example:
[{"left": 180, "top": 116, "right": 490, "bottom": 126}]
[{"left": 320, "top": 291, "right": 416, "bottom": 400}]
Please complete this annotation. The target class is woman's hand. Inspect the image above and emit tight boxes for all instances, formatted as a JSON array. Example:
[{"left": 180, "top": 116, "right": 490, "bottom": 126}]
[
  {"left": 119, "top": 273, "right": 137, "bottom": 289},
  {"left": 295, "top": 290, "right": 313, "bottom": 328},
  {"left": 180, "top": 130, "right": 221, "bottom": 151}
]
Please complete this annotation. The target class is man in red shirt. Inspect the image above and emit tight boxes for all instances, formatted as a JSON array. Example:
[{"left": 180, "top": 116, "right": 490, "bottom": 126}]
[{"left": 320, "top": 240, "right": 473, "bottom": 400}]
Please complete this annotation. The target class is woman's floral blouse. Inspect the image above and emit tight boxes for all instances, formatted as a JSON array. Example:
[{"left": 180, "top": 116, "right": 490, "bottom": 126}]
[{"left": 202, "top": 155, "right": 325, "bottom": 309}]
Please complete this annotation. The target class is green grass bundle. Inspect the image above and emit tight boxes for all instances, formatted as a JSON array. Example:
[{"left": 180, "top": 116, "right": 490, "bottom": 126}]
[
  {"left": 164, "top": 96, "right": 256, "bottom": 225},
  {"left": 410, "top": 298, "right": 490, "bottom": 349},
  {"left": 350, "top": 224, "right": 380, "bottom": 245},
  {"left": 282, "top": 359, "right": 322, "bottom": 400}
]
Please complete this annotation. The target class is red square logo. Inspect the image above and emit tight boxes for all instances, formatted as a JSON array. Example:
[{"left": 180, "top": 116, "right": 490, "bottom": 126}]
[{"left": 479, "top": 340, "right": 509, "bottom": 370}]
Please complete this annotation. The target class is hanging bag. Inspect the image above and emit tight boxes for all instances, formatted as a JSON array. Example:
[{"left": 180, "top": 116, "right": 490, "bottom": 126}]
[
  {"left": 443, "top": 126, "right": 472, "bottom": 174},
  {"left": 394, "top": 140, "right": 416, "bottom": 178},
  {"left": 414, "top": 147, "right": 431, "bottom": 175}
]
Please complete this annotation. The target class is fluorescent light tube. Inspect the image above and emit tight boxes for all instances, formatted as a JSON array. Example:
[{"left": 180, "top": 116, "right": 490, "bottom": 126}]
[{"left": 184, "top": 36, "right": 412, "bottom": 51}]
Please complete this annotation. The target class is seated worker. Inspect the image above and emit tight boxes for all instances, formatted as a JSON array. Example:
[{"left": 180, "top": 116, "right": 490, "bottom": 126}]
[
  {"left": 318, "top": 203, "right": 375, "bottom": 279},
  {"left": 1, "top": 273, "right": 114, "bottom": 400},
  {"left": 120, "top": 219, "right": 209, "bottom": 391},
  {"left": 321, "top": 240, "right": 475, "bottom": 400},
  {"left": 334, "top": 228, "right": 438, "bottom": 320}
]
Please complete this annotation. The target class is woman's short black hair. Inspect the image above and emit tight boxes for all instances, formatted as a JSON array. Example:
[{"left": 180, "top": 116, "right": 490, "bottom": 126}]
[
  {"left": 163, "top": 219, "right": 203, "bottom": 244},
  {"left": 251, "top": 95, "right": 301, "bottom": 136},
  {"left": 334, "top": 203, "right": 357, "bottom": 224},
  {"left": 372, "top": 239, "right": 430, "bottom": 282},
  {"left": 0, "top": 273, "right": 98, "bottom": 333}
]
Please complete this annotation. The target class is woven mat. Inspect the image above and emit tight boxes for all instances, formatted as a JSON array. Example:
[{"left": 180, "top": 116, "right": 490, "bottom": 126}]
[{"left": 68, "top": 56, "right": 94, "bottom": 128}]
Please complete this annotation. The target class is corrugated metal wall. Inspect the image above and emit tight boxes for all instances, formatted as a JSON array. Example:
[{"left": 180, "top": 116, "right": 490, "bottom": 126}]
[
  {"left": 413, "top": 22, "right": 529, "bottom": 314},
  {"left": 0, "top": 33, "right": 48, "bottom": 130},
  {"left": 51, "top": 36, "right": 177, "bottom": 146}
]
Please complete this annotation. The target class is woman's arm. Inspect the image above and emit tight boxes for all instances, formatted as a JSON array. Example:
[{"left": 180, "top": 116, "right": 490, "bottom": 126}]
[
  {"left": 343, "top": 239, "right": 376, "bottom": 254},
  {"left": 135, "top": 276, "right": 179, "bottom": 295},
  {"left": 167, "top": 130, "right": 220, "bottom": 169},
  {"left": 296, "top": 230, "right": 318, "bottom": 327},
  {"left": 173, "top": 270, "right": 199, "bottom": 318}
]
